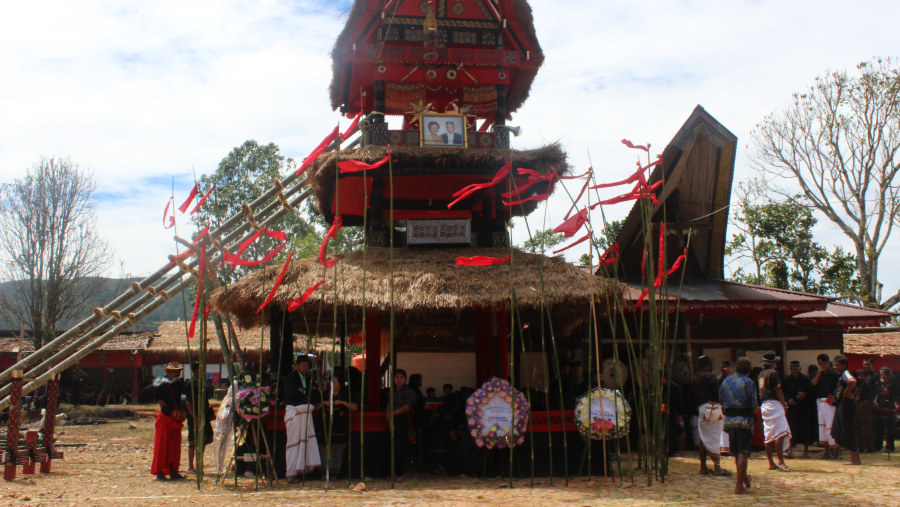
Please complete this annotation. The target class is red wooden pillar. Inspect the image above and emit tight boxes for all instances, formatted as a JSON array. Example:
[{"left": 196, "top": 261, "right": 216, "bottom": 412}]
[
  {"left": 4, "top": 370, "right": 23, "bottom": 481},
  {"left": 474, "top": 308, "right": 509, "bottom": 386},
  {"left": 40, "top": 375, "right": 60, "bottom": 473},
  {"left": 364, "top": 310, "right": 382, "bottom": 409},
  {"left": 21, "top": 432, "right": 37, "bottom": 474}
]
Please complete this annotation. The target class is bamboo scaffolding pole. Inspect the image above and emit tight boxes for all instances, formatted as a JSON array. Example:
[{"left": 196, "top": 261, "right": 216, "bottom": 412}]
[{"left": 0, "top": 187, "right": 310, "bottom": 410}]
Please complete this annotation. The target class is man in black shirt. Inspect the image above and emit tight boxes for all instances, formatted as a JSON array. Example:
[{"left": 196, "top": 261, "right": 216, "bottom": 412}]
[
  {"left": 758, "top": 352, "right": 791, "bottom": 472},
  {"left": 875, "top": 367, "right": 897, "bottom": 452},
  {"left": 282, "top": 355, "right": 321, "bottom": 482},
  {"left": 830, "top": 355, "right": 860, "bottom": 465},
  {"left": 812, "top": 353, "right": 840, "bottom": 458},
  {"left": 782, "top": 361, "right": 814, "bottom": 458}
]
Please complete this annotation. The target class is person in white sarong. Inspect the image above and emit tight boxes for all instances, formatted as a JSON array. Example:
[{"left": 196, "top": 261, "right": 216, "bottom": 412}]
[
  {"left": 284, "top": 403, "right": 321, "bottom": 477},
  {"left": 281, "top": 356, "right": 321, "bottom": 482},
  {"left": 689, "top": 355, "right": 729, "bottom": 475},
  {"left": 812, "top": 354, "right": 841, "bottom": 458},
  {"left": 758, "top": 352, "right": 791, "bottom": 471}
]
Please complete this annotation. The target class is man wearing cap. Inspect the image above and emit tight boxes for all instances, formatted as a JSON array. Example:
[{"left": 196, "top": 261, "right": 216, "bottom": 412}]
[
  {"left": 281, "top": 355, "right": 321, "bottom": 483},
  {"left": 758, "top": 352, "right": 791, "bottom": 472},
  {"left": 812, "top": 353, "right": 840, "bottom": 458},
  {"left": 782, "top": 360, "right": 814, "bottom": 458},
  {"left": 719, "top": 357, "right": 756, "bottom": 495},
  {"left": 151, "top": 362, "right": 186, "bottom": 481},
  {"left": 689, "top": 355, "right": 728, "bottom": 476}
]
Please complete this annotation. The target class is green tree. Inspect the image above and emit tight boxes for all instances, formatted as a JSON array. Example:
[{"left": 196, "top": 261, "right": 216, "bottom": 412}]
[
  {"left": 725, "top": 180, "right": 860, "bottom": 301},
  {"left": 193, "top": 140, "right": 319, "bottom": 285},
  {"left": 751, "top": 57, "right": 900, "bottom": 309},
  {"left": 578, "top": 220, "right": 623, "bottom": 266},
  {"left": 519, "top": 228, "right": 565, "bottom": 255}
]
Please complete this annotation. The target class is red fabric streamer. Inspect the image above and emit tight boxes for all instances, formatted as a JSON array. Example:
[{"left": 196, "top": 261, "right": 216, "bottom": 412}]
[
  {"left": 558, "top": 168, "right": 592, "bottom": 180},
  {"left": 599, "top": 243, "right": 619, "bottom": 265},
  {"left": 447, "top": 160, "right": 512, "bottom": 209},
  {"left": 654, "top": 224, "right": 666, "bottom": 289},
  {"left": 552, "top": 231, "right": 590, "bottom": 254},
  {"left": 478, "top": 120, "right": 491, "bottom": 132},
  {"left": 340, "top": 114, "right": 362, "bottom": 140},
  {"left": 187, "top": 241, "right": 206, "bottom": 339},
  {"left": 163, "top": 199, "right": 175, "bottom": 229},
  {"left": 222, "top": 242, "right": 286, "bottom": 267},
  {"left": 503, "top": 191, "right": 551, "bottom": 207},
  {"left": 339, "top": 152, "right": 392, "bottom": 173},
  {"left": 178, "top": 184, "right": 199, "bottom": 213},
  {"left": 553, "top": 208, "right": 589, "bottom": 238},
  {"left": 621, "top": 139, "right": 650, "bottom": 152},
  {"left": 287, "top": 279, "right": 325, "bottom": 312},
  {"left": 319, "top": 216, "right": 343, "bottom": 267},
  {"left": 635, "top": 288, "right": 649, "bottom": 307},
  {"left": 296, "top": 126, "right": 340, "bottom": 176},
  {"left": 189, "top": 184, "right": 216, "bottom": 215},
  {"left": 192, "top": 224, "right": 210, "bottom": 244},
  {"left": 257, "top": 251, "right": 295, "bottom": 313},
  {"left": 203, "top": 305, "right": 211, "bottom": 320},
  {"left": 234, "top": 228, "right": 287, "bottom": 262},
  {"left": 456, "top": 254, "right": 511, "bottom": 266},
  {"left": 666, "top": 246, "right": 689, "bottom": 276},
  {"left": 563, "top": 176, "right": 591, "bottom": 220}
]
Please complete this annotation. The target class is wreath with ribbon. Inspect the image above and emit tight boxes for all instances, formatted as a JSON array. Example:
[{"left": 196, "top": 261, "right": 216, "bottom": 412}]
[
  {"left": 234, "top": 371, "right": 274, "bottom": 421},
  {"left": 574, "top": 388, "right": 631, "bottom": 440},
  {"left": 465, "top": 377, "right": 530, "bottom": 449}
]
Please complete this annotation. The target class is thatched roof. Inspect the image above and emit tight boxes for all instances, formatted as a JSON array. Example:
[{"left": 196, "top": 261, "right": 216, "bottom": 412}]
[
  {"left": 308, "top": 143, "right": 569, "bottom": 223},
  {"left": 329, "top": 0, "right": 544, "bottom": 118},
  {"left": 211, "top": 247, "right": 618, "bottom": 339},
  {"left": 143, "top": 321, "right": 337, "bottom": 363},
  {"left": 843, "top": 327, "right": 900, "bottom": 357},
  {"left": 0, "top": 333, "right": 152, "bottom": 355}
]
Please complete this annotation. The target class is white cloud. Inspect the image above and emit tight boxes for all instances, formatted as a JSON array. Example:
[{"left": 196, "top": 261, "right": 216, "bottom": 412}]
[{"left": 1, "top": 0, "right": 898, "bottom": 301}]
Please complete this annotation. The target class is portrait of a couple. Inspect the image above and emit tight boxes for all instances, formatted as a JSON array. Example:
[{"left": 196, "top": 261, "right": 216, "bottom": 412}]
[{"left": 421, "top": 114, "right": 466, "bottom": 147}]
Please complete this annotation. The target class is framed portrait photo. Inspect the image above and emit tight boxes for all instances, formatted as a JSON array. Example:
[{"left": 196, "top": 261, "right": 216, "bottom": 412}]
[{"left": 419, "top": 113, "right": 467, "bottom": 148}]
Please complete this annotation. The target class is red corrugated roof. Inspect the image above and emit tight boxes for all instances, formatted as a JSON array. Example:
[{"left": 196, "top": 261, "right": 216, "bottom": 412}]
[
  {"left": 789, "top": 302, "right": 896, "bottom": 329},
  {"left": 620, "top": 280, "right": 831, "bottom": 316}
]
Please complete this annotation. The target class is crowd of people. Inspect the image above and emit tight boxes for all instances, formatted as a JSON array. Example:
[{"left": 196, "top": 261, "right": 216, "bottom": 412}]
[
  {"left": 147, "top": 352, "right": 899, "bottom": 486},
  {"left": 693, "top": 353, "right": 898, "bottom": 495}
]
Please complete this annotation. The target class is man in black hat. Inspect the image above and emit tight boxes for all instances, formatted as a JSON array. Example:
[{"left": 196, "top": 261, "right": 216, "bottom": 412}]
[
  {"left": 782, "top": 360, "right": 814, "bottom": 458},
  {"left": 281, "top": 355, "right": 321, "bottom": 482},
  {"left": 758, "top": 352, "right": 791, "bottom": 472}
]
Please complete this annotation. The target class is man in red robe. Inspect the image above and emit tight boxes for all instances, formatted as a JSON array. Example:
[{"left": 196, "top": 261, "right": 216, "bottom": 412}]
[{"left": 152, "top": 362, "right": 186, "bottom": 480}]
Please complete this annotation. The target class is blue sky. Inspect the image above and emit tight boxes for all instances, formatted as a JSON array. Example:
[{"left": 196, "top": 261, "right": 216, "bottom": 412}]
[{"left": 1, "top": 0, "right": 899, "bottom": 300}]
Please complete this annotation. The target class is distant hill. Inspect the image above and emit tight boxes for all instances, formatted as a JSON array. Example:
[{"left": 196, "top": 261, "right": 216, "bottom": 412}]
[{"left": 0, "top": 277, "right": 191, "bottom": 333}]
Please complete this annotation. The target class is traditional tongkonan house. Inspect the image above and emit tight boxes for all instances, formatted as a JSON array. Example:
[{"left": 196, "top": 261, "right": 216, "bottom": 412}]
[
  {"left": 212, "top": 0, "right": 621, "bottom": 477},
  {"left": 601, "top": 105, "right": 896, "bottom": 381}
]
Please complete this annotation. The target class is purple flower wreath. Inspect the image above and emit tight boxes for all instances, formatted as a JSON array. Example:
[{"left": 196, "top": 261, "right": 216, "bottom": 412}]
[
  {"left": 235, "top": 385, "right": 274, "bottom": 421},
  {"left": 465, "top": 377, "right": 530, "bottom": 449}
]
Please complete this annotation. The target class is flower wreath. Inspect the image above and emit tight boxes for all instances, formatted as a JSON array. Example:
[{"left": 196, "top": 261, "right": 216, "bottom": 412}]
[
  {"left": 465, "top": 377, "right": 530, "bottom": 449},
  {"left": 234, "top": 371, "right": 274, "bottom": 421},
  {"left": 574, "top": 388, "right": 631, "bottom": 441}
]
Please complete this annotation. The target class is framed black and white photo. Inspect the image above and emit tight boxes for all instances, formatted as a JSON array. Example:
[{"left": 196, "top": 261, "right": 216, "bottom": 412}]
[{"left": 419, "top": 113, "right": 467, "bottom": 147}]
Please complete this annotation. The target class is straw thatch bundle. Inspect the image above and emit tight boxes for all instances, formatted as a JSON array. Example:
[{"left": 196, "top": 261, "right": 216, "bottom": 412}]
[
  {"left": 211, "top": 247, "right": 620, "bottom": 341},
  {"left": 307, "top": 143, "right": 569, "bottom": 221}
]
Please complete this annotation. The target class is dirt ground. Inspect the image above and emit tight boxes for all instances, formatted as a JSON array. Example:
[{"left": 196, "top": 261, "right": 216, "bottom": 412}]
[{"left": 1, "top": 411, "right": 898, "bottom": 506}]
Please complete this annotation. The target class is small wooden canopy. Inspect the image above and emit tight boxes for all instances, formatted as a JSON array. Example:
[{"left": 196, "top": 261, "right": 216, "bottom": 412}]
[
  {"left": 611, "top": 105, "right": 738, "bottom": 282},
  {"left": 330, "top": 0, "right": 543, "bottom": 119},
  {"left": 308, "top": 143, "right": 568, "bottom": 225}
]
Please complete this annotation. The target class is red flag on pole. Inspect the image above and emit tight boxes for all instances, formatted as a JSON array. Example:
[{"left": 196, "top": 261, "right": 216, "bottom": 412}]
[
  {"left": 319, "top": 216, "right": 343, "bottom": 267},
  {"left": 178, "top": 184, "right": 199, "bottom": 213},
  {"left": 257, "top": 251, "right": 295, "bottom": 313},
  {"left": 340, "top": 114, "right": 362, "bottom": 140},
  {"left": 338, "top": 153, "right": 392, "bottom": 173},
  {"left": 287, "top": 279, "right": 325, "bottom": 312},
  {"left": 296, "top": 126, "right": 340, "bottom": 176},
  {"left": 189, "top": 184, "right": 216, "bottom": 215},
  {"left": 553, "top": 208, "right": 589, "bottom": 238},
  {"left": 552, "top": 231, "right": 591, "bottom": 254},
  {"left": 163, "top": 199, "right": 175, "bottom": 229}
]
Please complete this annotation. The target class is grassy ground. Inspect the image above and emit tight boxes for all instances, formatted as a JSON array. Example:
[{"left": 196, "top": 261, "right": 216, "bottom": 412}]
[{"left": 1, "top": 413, "right": 897, "bottom": 506}]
